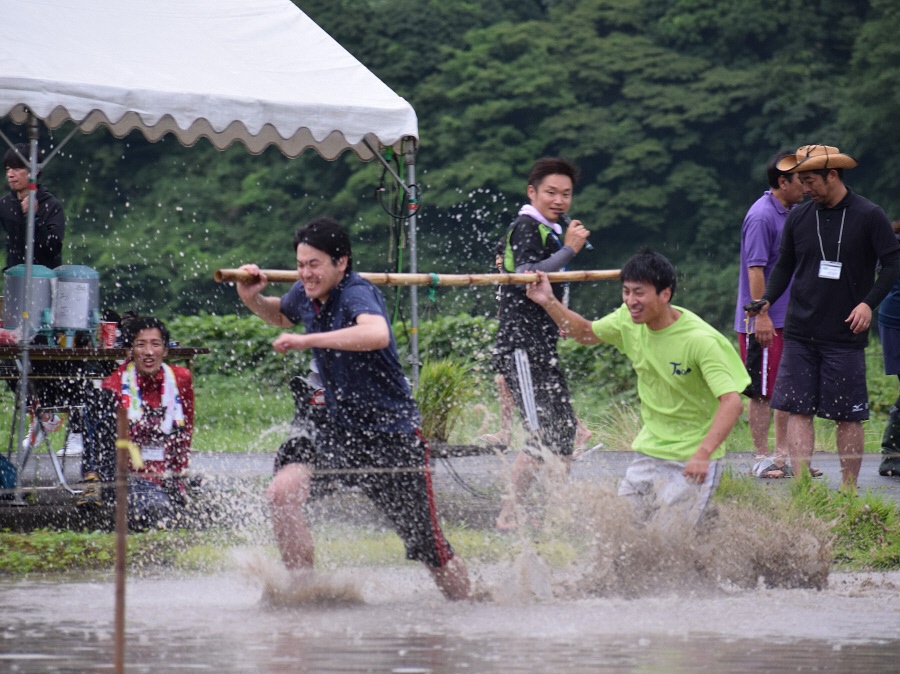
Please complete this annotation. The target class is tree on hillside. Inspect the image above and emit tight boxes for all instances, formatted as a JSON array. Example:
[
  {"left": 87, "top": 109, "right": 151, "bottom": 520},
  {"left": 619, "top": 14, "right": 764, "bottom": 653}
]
[
  {"left": 1, "top": 0, "right": 891, "bottom": 330},
  {"left": 840, "top": 0, "right": 900, "bottom": 219},
  {"left": 411, "top": 0, "right": 870, "bottom": 325}
]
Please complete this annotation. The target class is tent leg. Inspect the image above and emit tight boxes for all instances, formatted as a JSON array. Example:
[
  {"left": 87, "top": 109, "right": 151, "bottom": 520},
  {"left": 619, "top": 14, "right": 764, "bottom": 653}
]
[
  {"left": 353, "top": 137, "right": 421, "bottom": 388},
  {"left": 12, "top": 116, "right": 41, "bottom": 487},
  {"left": 403, "top": 138, "right": 419, "bottom": 388}
]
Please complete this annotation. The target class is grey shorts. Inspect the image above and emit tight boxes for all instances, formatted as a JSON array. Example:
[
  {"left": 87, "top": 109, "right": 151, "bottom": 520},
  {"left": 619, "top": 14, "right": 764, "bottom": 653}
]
[
  {"left": 770, "top": 339, "right": 869, "bottom": 421},
  {"left": 618, "top": 455, "right": 722, "bottom": 526}
]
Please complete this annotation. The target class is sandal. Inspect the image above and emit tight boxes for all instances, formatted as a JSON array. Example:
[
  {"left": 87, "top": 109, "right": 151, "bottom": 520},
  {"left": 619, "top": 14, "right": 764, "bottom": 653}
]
[
  {"left": 752, "top": 456, "right": 791, "bottom": 479},
  {"left": 479, "top": 433, "right": 509, "bottom": 447},
  {"left": 808, "top": 466, "right": 823, "bottom": 478}
]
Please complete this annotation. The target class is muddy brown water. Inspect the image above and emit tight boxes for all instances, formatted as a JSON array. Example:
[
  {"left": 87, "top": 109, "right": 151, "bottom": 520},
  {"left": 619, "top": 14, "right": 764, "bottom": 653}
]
[
  {"left": 1, "top": 566, "right": 899, "bottom": 673},
  {"left": 2, "top": 450, "right": 900, "bottom": 672}
]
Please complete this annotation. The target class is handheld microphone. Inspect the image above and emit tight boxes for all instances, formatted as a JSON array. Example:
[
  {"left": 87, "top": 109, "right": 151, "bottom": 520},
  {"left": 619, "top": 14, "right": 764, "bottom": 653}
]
[{"left": 558, "top": 213, "right": 593, "bottom": 251}]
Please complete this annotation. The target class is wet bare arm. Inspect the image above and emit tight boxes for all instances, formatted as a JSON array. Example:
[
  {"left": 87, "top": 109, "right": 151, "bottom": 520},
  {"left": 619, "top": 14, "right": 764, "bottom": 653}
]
[
  {"left": 273, "top": 313, "right": 390, "bottom": 353},
  {"left": 683, "top": 391, "right": 744, "bottom": 482},
  {"left": 747, "top": 266, "right": 775, "bottom": 347},
  {"left": 525, "top": 271, "right": 601, "bottom": 344},
  {"left": 235, "top": 263, "right": 294, "bottom": 328}
]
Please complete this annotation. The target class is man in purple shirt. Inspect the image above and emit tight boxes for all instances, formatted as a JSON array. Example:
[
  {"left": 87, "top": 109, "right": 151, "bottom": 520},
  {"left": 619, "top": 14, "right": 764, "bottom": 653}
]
[
  {"left": 752, "top": 145, "right": 900, "bottom": 489},
  {"left": 734, "top": 150, "right": 804, "bottom": 478}
]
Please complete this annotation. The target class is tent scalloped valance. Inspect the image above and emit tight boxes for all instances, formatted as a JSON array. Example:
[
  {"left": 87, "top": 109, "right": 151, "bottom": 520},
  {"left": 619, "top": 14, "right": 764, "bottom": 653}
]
[{"left": 0, "top": 0, "right": 418, "bottom": 160}]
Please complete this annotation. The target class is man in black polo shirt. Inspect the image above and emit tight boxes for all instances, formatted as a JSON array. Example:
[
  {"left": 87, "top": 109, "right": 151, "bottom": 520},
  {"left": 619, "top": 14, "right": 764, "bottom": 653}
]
[
  {"left": 750, "top": 145, "right": 900, "bottom": 488},
  {"left": 492, "top": 157, "right": 591, "bottom": 530},
  {"left": 235, "top": 217, "right": 471, "bottom": 600}
]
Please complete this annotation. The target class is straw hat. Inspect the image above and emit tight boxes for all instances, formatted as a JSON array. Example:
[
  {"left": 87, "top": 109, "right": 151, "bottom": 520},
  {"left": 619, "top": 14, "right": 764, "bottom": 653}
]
[{"left": 775, "top": 145, "right": 857, "bottom": 172}]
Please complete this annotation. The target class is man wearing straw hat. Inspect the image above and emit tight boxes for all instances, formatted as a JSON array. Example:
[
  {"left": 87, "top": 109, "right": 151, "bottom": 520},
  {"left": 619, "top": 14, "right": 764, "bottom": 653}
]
[
  {"left": 748, "top": 145, "right": 900, "bottom": 488},
  {"left": 235, "top": 217, "right": 471, "bottom": 601}
]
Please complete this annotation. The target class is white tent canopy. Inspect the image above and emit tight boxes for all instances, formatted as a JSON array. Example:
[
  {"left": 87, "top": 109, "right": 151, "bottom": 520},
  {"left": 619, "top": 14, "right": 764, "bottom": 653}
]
[
  {"left": 0, "top": 0, "right": 418, "bottom": 159},
  {"left": 0, "top": 0, "right": 424, "bottom": 491}
]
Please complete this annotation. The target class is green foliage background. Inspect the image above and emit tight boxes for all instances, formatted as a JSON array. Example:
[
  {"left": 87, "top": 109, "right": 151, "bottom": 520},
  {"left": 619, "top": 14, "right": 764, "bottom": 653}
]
[{"left": 2, "top": 0, "right": 897, "bottom": 334}]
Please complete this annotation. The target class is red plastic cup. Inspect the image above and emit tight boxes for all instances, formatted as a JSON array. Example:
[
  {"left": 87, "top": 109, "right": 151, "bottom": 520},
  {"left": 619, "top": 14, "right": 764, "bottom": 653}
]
[{"left": 100, "top": 321, "right": 117, "bottom": 347}]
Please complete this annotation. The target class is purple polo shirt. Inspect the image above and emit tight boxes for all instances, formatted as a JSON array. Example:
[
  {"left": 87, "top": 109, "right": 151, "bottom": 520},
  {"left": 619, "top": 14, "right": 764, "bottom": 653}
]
[{"left": 734, "top": 191, "right": 793, "bottom": 332}]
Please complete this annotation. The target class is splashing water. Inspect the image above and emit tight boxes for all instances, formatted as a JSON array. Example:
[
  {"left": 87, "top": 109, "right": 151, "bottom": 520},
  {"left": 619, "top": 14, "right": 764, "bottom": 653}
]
[
  {"left": 495, "top": 457, "right": 831, "bottom": 600},
  {"left": 239, "top": 551, "right": 365, "bottom": 608}
]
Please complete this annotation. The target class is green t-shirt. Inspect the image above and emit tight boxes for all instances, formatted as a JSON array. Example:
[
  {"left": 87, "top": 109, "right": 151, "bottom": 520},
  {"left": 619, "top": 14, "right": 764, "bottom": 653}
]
[{"left": 593, "top": 304, "right": 750, "bottom": 462}]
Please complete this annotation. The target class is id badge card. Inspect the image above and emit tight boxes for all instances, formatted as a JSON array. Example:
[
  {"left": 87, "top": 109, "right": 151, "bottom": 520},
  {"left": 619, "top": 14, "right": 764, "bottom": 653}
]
[
  {"left": 819, "top": 260, "right": 842, "bottom": 280},
  {"left": 141, "top": 444, "right": 165, "bottom": 462}
]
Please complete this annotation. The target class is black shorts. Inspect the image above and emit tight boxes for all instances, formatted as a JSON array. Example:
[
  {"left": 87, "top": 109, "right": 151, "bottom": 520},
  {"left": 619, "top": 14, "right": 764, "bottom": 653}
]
[
  {"left": 770, "top": 339, "right": 869, "bottom": 421},
  {"left": 276, "top": 422, "right": 455, "bottom": 568},
  {"left": 493, "top": 348, "right": 576, "bottom": 456}
]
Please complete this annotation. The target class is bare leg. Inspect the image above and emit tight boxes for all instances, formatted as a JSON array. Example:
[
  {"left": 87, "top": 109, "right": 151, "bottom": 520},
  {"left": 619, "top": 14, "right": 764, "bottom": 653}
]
[
  {"left": 267, "top": 463, "right": 315, "bottom": 569},
  {"left": 574, "top": 417, "right": 593, "bottom": 450},
  {"left": 495, "top": 451, "right": 539, "bottom": 530},
  {"left": 428, "top": 555, "right": 472, "bottom": 600},
  {"left": 787, "top": 413, "right": 815, "bottom": 476},
  {"left": 836, "top": 420, "right": 864, "bottom": 489},
  {"left": 773, "top": 408, "right": 789, "bottom": 458},
  {"left": 748, "top": 396, "right": 773, "bottom": 456},
  {"left": 479, "top": 375, "right": 515, "bottom": 446},
  {"left": 497, "top": 375, "right": 514, "bottom": 445}
]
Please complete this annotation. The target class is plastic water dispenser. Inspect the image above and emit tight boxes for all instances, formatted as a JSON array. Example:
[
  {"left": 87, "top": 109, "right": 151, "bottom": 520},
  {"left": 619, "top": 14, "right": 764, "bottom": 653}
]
[
  {"left": 2, "top": 264, "right": 55, "bottom": 338},
  {"left": 52, "top": 265, "right": 100, "bottom": 346}
]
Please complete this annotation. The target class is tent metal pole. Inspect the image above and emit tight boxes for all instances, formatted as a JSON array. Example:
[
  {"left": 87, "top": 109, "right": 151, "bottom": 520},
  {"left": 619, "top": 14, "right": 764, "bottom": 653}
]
[
  {"left": 37, "top": 123, "right": 80, "bottom": 167},
  {"left": 13, "top": 115, "right": 40, "bottom": 496},
  {"left": 1, "top": 121, "right": 80, "bottom": 169},
  {"left": 0, "top": 127, "right": 23, "bottom": 159},
  {"left": 363, "top": 138, "right": 406, "bottom": 189},
  {"left": 403, "top": 138, "right": 419, "bottom": 388},
  {"left": 362, "top": 137, "right": 421, "bottom": 388}
]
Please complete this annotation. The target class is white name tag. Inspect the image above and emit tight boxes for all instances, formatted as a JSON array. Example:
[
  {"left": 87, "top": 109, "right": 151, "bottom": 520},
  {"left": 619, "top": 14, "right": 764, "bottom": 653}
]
[
  {"left": 819, "top": 260, "right": 842, "bottom": 280},
  {"left": 141, "top": 445, "right": 165, "bottom": 462}
]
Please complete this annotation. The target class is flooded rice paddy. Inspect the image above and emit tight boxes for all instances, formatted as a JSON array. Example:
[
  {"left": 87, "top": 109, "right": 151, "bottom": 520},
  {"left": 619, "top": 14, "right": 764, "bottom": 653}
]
[
  {"left": 2, "top": 565, "right": 899, "bottom": 673},
  {"left": 2, "top": 451, "right": 900, "bottom": 672}
]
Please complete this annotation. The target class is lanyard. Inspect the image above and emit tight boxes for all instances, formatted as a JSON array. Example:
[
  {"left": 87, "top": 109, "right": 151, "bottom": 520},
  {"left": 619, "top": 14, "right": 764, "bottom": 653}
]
[{"left": 816, "top": 208, "right": 846, "bottom": 262}]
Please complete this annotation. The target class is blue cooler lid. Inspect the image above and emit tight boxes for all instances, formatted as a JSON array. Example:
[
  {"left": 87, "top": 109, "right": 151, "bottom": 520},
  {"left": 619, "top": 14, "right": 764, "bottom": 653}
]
[
  {"left": 54, "top": 264, "right": 99, "bottom": 280},
  {"left": 4, "top": 264, "right": 56, "bottom": 279}
]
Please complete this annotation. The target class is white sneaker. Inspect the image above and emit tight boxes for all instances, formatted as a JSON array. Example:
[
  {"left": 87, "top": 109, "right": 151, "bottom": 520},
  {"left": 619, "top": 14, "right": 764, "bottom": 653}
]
[
  {"left": 57, "top": 432, "right": 84, "bottom": 457},
  {"left": 22, "top": 421, "right": 45, "bottom": 451},
  {"left": 21, "top": 413, "right": 63, "bottom": 452}
]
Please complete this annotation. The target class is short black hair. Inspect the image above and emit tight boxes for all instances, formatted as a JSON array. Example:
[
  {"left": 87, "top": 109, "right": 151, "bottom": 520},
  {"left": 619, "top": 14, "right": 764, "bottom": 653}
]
[
  {"left": 527, "top": 157, "right": 579, "bottom": 190},
  {"left": 620, "top": 247, "right": 677, "bottom": 299},
  {"left": 766, "top": 149, "right": 797, "bottom": 189},
  {"left": 804, "top": 167, "right": 844, "bottom": 181},
  {"left": 125, "top": 316, "right": 170, "bottom": 347},
  {"left": 293, "top": 217, "right": 353, "bottom": 271},
  {"left": 3, "top": 143, "right": 34, "bottom": 172}
]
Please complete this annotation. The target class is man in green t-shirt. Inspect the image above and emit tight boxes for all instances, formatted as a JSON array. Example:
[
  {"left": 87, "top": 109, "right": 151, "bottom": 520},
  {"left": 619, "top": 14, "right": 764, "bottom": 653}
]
[{"left": 525, "top": 248, "right": 750, "bottom": 523}]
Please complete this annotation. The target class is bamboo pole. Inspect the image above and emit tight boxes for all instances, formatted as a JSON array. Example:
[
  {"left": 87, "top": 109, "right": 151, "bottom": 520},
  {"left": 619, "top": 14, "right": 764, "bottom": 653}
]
[{"left": 214, "top": 268, "right": 621, "bottom": 286}]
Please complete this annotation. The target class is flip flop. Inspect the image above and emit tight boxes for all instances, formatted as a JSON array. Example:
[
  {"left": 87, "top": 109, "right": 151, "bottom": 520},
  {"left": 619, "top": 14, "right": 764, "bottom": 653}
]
[
  {"left": 752, "top": 457, "right": 790, "bottom": 479},
  {"left": 572, "top": 442, "right": 604, "bottom": 461}
]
